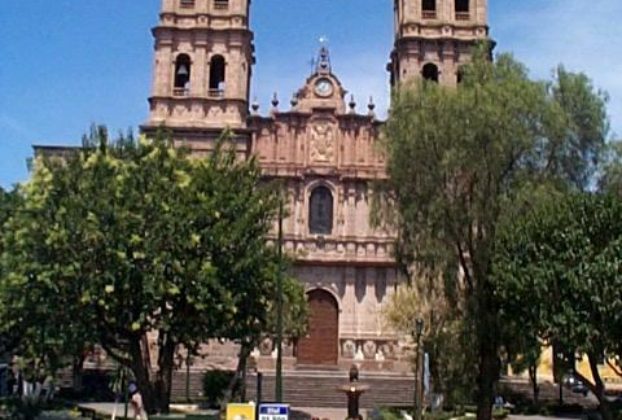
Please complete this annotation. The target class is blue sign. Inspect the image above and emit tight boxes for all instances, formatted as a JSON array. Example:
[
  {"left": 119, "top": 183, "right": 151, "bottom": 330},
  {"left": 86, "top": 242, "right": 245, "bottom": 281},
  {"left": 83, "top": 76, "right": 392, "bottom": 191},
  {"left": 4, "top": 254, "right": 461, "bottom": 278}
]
[{"left": 259, "top": 404, "right": 289, "bottom": 420}]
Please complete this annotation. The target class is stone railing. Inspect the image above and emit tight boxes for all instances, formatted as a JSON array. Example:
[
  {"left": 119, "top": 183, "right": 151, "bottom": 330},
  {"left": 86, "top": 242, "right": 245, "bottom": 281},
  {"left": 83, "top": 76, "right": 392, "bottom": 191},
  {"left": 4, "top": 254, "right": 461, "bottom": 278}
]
[
  {"left": 267, "top": 236, "right": 395, "bottom": 265},
  {"left": 340, "top": 338, "right": 400, "bottom": 361}
]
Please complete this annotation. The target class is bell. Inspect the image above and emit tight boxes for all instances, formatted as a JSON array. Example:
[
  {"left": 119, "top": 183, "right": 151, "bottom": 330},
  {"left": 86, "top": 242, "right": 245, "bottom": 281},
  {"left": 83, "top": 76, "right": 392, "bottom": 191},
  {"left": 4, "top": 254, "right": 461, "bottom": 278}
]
[{"left": 176, "top": 64, "right": 189, "bottom": 77}]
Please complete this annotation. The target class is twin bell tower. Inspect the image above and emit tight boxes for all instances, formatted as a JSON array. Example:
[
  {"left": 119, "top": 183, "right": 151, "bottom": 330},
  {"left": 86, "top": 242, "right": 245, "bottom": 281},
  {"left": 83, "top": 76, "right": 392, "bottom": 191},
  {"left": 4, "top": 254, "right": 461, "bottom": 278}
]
[{"left": 143, "top": 0, "right": 490, "bottom": 144}]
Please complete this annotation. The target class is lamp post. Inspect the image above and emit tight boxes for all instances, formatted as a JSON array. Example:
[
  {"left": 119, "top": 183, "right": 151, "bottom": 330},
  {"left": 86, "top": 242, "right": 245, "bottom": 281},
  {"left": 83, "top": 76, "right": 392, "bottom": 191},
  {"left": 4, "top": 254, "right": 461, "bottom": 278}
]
[
  {"left": 275, "top": 193, "right": 284, "bottom": 403},
  {"left": 414, "top": 318, "right": 424, "bottom": 420}
]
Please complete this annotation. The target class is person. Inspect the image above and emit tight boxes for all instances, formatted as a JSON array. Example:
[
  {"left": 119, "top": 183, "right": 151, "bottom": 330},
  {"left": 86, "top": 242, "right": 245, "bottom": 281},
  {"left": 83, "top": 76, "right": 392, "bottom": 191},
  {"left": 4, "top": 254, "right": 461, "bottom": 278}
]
[{"left": 129, "top": 382, "right": 146, "bottom": 420}]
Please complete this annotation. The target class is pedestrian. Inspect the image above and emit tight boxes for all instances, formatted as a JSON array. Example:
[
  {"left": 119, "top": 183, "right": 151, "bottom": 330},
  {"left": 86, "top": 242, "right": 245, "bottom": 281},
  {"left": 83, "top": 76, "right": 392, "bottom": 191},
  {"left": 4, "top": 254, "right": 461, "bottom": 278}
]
[{"left": 129, "top": 382, "right": 147, "bottom": 420}]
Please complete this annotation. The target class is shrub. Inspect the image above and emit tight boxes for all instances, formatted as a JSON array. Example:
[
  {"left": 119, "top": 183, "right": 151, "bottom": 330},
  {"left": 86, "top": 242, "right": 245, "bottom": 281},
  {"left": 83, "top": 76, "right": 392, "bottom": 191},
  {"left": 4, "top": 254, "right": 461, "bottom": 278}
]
[{"left": 202, "top": 370, "right": 234, "bottom": 408}]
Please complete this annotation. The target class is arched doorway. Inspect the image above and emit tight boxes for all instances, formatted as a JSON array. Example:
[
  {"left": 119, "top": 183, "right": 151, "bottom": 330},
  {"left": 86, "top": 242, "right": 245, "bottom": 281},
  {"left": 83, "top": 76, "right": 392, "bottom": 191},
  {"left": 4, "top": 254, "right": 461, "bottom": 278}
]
[{"left": 297, "top": 289, "right": 339, "bottom": 366}]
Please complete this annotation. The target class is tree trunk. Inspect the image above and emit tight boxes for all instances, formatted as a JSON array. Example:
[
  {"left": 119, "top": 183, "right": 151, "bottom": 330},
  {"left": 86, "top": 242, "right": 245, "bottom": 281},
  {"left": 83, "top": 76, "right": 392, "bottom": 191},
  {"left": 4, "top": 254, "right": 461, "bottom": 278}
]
[
  {"left": 529, "top": 363, "right": 539, "bottom": 405},
  {"left": 129, "top": 337, "right": 157, "bottom": 415},
  {"left": 155, "top": 333, "right": 176, "bottom": 414},
  {"left": 72, "top": 355, "right": 85, "bottom": 395},
  {"left": 475, "top": 280, "right": 499, "bottom": 420},
  {"left": 223, "top": 341, "right": 253, "bottom": 406},
  {"left": 477, "top": 342, "right": 496, "bottom": 420},
  {"left": 588, "top": 353, "right": 613, "bottom": 420},
  {"left": 128, "top": 332, "right": 177, "bottom": 415}
]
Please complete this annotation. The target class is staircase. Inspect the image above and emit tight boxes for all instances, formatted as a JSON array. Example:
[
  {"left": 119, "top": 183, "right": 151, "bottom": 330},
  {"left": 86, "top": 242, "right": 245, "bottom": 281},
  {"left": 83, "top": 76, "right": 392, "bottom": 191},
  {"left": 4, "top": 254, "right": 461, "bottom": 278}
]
[
  {"left": 245, "top": 371, "right": 415, "bottom": 409},
  {"left": 170, "top": 369, "right": 415, "bottom": 408},
  {"left": 170, "top": 371, "right": 599, "bottom": 409}
]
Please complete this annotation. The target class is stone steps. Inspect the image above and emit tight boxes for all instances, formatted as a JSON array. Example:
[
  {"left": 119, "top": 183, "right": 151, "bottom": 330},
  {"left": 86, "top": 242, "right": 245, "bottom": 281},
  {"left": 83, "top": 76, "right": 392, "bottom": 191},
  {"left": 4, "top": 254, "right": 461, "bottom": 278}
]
[
  {"left": 165, "top": 371, "right": 601, "bottom": 410},
  {"left": 170, "top": 370, "right": 416, "bottom": 408},
  {"left": 245, "top": 372, "right": 415, "bottom": 409}
]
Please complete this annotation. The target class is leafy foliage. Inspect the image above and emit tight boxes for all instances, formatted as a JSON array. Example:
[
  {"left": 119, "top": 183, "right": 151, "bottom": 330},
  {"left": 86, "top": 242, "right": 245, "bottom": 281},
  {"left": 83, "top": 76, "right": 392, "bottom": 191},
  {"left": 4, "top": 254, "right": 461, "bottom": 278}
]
[
  {"left": 383, "top": 269, "right": 477, "bottom": 405},
  {"left": 202, "top": 370, "right": 235, "bottom": 408},
  {"left": 598, "top": 140, "right": 622, "bottom": 195},
  {"left": 0, "top": 127, "right": 305, "bottom": 414},
  {"left": 378, "top": 44, "right": 610, "bottom": 420},
  {"left": 494, "top": 192, "right": 622, "bottom": 419}
]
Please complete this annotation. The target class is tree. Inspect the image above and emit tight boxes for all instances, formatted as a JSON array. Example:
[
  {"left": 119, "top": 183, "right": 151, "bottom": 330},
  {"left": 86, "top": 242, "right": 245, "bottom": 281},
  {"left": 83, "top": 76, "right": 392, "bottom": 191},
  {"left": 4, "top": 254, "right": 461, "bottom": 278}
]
[
  {"left": 378, "top": 45, "right": 609, "bottom": 420},
  {"left": 0, "top": 127, "right": 298, "bottom": 414},
  {"left": 598, "top": 140, "right": 622, "bottom": 195},
  {"left": 383, "top": 267, "right": 478, "bottom": 407},
  {"left": 0, "top": 187, "right": 18, "bottom": 359},
  {"left": 494, "top": 193, "right": 622, "bottom": 420}
]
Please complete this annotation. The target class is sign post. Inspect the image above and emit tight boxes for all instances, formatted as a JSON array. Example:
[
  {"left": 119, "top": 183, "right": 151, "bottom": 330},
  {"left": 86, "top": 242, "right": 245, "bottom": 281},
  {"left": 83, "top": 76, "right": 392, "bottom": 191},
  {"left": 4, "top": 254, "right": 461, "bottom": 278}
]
[
  {"left": 227, "top": 403, "right": 256, "bottom": 420},
  {"left": 259, "top": 403, "right": 290, "bottom": 420}
]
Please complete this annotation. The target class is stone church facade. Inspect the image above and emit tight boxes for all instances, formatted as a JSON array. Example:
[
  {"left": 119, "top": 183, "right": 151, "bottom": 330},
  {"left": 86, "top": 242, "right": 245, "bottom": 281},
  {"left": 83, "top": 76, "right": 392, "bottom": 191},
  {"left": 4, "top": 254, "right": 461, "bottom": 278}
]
[{"left": 139, "top": 0, "right": 490, "bottom": 373}]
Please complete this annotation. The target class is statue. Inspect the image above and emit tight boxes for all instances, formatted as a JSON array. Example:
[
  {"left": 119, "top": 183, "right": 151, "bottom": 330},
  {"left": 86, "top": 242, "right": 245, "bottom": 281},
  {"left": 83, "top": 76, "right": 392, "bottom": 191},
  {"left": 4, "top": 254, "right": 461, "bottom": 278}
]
[{"left": 349, "top": 364, "right": 359, "bottom": 382}]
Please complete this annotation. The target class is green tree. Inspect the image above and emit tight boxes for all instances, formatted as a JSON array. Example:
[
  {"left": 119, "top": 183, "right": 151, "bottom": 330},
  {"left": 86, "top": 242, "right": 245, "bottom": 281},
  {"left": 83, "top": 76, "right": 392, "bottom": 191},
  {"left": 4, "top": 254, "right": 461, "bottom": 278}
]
[
  {"left": 0, "top": 128, "right": 297, "bottom": 414},
  {"left": 383, "top": 271, "right": 477, "bottom": 406},
  {"left": 378, "top": 46, "right": 609, "bottom": 420},
  {"left": 598, "top": 140, "right": 622, "bottom": 195},
  {"left": 494, "top": 193, "right": 622, "bottom": 420}
]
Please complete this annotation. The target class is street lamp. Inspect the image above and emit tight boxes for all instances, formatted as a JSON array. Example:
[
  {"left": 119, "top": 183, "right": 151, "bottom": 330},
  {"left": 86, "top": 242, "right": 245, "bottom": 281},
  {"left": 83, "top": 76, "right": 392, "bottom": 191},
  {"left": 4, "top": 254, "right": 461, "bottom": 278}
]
[
  {"left": 414, "top": 318, "right": 424, "bottom": 420},
  {"left": 275, "top": 191, "right": 284, "bottom": 403}
]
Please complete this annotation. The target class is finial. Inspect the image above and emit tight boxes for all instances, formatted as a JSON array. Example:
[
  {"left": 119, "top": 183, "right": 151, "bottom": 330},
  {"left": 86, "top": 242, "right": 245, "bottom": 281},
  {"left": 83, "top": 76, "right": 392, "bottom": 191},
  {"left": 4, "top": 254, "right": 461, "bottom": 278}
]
[
  {"left": 368, "top": 96, "right": 376, "bottom": 116},
  {"left": 290, "top": 92, "right": 299, "bottom": 109},
  {"left": 251, "top": 97, "right": 260, "bottom": 114},
  {"left": 348, "top": 94, "right": 356, "bottom": 113},
  {"left": 315, "top": 37, "right": 332, "bottom": 74},
  {"left": 271, "top": 92, "right": 279, "bottom": 109}
]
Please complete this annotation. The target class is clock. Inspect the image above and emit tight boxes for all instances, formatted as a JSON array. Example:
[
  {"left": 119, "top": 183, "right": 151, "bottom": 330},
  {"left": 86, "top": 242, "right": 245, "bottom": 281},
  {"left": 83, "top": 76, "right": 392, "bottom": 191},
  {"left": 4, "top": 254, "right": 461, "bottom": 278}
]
[{"left": 314, "top": 78, "right": 334, "bottom": 97}]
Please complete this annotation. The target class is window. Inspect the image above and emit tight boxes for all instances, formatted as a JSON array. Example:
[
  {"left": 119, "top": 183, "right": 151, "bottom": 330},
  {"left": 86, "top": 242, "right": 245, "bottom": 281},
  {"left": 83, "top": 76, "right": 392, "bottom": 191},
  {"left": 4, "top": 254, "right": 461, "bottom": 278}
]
[
  {"left": 214, "top": 0, "right": 229, "bottom": 10},
  {"left": 180, "top": 0, "right": 195, "bottom": 8},
  {"left": 208, "top": 55, "right": 226, "bottom": 97},
  {"left": 309, "top": 186, "right": 333, "bottom": 235},
  {"left": 455, "top": 0, "right": 470, "bottom": 19},
  {"left": 174, "top": 54, "right": 191, "bottom": 95},
  {"left": 422, "top": 0, "right": 436, "bottom": 19},
  {"left": 422, "top": 63, "right": 439, "bottom": 83}
]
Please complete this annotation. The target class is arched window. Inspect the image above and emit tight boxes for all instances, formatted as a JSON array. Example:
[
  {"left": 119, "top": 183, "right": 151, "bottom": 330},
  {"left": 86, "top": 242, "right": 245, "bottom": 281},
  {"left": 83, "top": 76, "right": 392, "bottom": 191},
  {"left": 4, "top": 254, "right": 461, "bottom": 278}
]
[
  {"left": 174, "top": 54, "right": 191, "bottom": 94},
  {"left": 422, "top": 0, "right": 436, "bottom": 18},
  {"left": 209, "top": 55, "right": 226, "bottom": 97},
  {"left": 422, "top": 63, "right": 439, "bottom": 83},
  {"left": 309, "top": 186, "right": 333, "bottom": 235},
  {"left": 455, "top": 0, "right": 470, "bottom": 19}
]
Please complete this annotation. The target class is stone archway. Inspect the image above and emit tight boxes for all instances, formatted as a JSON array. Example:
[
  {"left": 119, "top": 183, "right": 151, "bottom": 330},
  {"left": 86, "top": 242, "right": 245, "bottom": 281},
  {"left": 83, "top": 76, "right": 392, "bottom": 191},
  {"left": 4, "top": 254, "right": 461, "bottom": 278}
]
[{"left": 297, "top": 289, "right": 339, "bottom": 366}]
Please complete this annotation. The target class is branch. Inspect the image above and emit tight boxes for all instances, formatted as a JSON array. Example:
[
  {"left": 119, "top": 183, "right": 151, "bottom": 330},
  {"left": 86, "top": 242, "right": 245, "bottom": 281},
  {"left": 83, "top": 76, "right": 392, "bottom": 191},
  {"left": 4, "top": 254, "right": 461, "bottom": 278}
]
[
  {"left": 607, "top": 359, "right": 622, "bottom": 378},
  {"left": 456, "top": 240, "right": 474, "bottom": 293},
  {"left": 573, "top": 369, "right": 598, "bottom": 397},
  {"left": 98, "top": 335, "right": 132, "bottom": 367}
]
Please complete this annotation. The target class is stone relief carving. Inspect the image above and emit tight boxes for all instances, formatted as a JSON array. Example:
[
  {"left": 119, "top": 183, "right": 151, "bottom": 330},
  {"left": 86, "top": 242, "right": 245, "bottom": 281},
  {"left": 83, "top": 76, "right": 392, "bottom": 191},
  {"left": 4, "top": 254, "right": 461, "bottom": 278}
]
[
  {"left": 342, "top": 340, "right": 356, "bottom": 358},
  {"left": 381, "top": 342, "right": 396, "bottom": 360},
  {"left": 259, "top": 337, "right": 273, "bottom": 356},
  {"left": 363, "top": 340, "right": 377, "bottom": 359},
  {"left": 310, "top": 121, "right": 335, "bottom": 163}
]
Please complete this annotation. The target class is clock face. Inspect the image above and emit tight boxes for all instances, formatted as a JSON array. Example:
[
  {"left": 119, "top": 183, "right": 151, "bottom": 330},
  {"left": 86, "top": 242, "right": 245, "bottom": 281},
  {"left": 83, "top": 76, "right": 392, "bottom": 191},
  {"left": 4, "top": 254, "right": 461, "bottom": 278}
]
[{"left": 314, "top": 78, "right": 334, "bottom": 97}]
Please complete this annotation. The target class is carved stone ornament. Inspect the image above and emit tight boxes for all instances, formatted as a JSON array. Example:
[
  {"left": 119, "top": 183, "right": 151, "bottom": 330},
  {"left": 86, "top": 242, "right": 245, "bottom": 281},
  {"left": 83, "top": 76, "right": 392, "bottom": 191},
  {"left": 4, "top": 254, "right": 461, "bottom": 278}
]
[
  {"left": 310, "top": 121, "right": 335, "bottom": 163},
  {"left": 363, "top": 340, "right": 377, "bottom": 360},
  {"left": 259, "top": 337, "right": 273, "bottom": 356},
  {"left": 342, "top": 340, "right": 356, "bottom": 358},
  {"left": 381, "top": 342, "right": 397, "bottom": 359}
]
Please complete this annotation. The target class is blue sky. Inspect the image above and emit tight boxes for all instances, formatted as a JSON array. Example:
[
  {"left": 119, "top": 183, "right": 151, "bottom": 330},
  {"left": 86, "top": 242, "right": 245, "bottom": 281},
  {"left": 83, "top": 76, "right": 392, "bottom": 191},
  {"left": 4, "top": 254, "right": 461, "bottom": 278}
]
[{"left": 1, "top": 0, "right": 621, "bottom": 189}]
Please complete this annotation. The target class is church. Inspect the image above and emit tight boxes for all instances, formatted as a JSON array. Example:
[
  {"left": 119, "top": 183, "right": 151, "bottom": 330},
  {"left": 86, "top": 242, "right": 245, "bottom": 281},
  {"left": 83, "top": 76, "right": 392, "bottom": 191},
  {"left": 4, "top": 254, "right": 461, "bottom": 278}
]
[
  {"left": 140, "top": 0, "right": 489, "bottom": 375},
  {"left": 32, "top": 0, "right": 491, "bottom": 404}
]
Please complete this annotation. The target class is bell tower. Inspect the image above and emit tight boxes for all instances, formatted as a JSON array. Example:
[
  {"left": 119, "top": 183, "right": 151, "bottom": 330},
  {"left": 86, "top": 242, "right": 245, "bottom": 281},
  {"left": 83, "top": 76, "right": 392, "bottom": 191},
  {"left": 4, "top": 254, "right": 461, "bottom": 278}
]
[
  {"left": 144, "top": 0, "right": 254, "bottom": 140},
  {"left": 389, "top": 0, "right": 490, "bottom": 87}
]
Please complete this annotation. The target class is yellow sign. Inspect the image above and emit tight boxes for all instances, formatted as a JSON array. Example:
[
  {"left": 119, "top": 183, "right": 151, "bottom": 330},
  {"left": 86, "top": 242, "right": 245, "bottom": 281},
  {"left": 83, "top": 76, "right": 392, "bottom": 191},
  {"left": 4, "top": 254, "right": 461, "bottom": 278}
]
[{"left": 227, "top": 403, "right": 256, "bottom": 420}]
